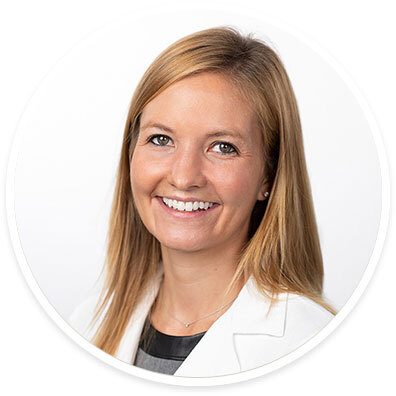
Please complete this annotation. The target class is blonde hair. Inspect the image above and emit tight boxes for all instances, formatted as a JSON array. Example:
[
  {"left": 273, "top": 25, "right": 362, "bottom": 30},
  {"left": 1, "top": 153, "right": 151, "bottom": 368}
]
[{"left": 92, "top": 26, "right": 335, "bottom": 356}]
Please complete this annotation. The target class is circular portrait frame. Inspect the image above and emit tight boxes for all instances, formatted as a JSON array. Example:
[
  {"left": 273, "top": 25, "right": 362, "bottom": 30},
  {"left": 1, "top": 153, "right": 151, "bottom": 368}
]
[{"left": 6, "top": 4, "right": 389, "bottom": 387}]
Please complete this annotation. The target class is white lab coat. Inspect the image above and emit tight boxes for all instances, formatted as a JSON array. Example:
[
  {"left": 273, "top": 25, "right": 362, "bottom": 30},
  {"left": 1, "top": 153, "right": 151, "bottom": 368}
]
[{"left": 69, "top": 272, "right": 333, "bottom": 377}]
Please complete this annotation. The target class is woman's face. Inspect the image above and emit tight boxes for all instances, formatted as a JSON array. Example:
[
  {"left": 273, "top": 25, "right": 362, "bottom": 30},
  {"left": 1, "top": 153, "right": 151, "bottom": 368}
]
[{"left": 130, "top": 72, "right": 267, "bottom": 253}]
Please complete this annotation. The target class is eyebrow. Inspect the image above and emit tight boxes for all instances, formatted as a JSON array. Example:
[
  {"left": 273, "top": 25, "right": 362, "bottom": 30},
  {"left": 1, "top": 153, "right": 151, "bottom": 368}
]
[{"left": 140, "top": 122, "right": 245, "bottom": 141}]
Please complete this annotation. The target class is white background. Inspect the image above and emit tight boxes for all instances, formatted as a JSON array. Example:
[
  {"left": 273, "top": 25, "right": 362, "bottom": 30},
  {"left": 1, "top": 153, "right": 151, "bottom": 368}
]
[
  {"left": 1, "top": 0, "right": 395, "bottom": 394},
  {"left": 10, "top": 6, "right": 382, "bottom": 319}
]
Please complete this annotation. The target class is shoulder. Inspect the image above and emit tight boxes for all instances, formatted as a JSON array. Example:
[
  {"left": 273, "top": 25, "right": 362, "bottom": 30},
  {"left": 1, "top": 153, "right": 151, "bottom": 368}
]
[
  {"left": 68, "top": 293, "right": 103, "bottom": 340},
  {"left": 284, "top": 293, "right": 334, "bottom": 338},
  {"left": 230, "top": 281, "right": 335, "bottom": 370},
  {"left": 234, "top": 279, "right": 334, "bottom": 337},
  {"left": 68, "top": 272, "right": 163, "bottom": 343}
]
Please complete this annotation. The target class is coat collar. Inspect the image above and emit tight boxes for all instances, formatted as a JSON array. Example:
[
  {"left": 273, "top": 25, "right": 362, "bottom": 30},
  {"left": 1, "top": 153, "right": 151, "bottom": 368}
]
[
  {"left": 230, "top": 277, "right": 288, "bottom": 337},
  {"left": 115, "top": 271, "right": 288, "bottom": 376}
]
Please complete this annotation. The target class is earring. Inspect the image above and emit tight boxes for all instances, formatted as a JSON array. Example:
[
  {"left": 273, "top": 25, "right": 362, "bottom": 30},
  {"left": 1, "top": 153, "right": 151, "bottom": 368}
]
[{"left": 264, "top": 192, "right": 269, "bottom": 198}]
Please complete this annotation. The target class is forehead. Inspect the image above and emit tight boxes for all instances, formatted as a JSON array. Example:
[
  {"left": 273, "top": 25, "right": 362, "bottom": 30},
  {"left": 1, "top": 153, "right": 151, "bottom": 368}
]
[{"left": 140, "top": 73, "right": 259, "bottom": 140}]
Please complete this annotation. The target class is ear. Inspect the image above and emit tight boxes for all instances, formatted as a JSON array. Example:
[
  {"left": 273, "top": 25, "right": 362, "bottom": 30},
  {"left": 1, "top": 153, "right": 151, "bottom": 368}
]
[{"left": 257, "top": 182, "right": 270, "bottom": 201}]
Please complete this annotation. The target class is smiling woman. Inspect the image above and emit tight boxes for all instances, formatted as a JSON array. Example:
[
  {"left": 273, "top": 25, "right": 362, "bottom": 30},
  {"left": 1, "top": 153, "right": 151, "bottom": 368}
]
[{"left": 69, "top": 26, "right": 335, "bottom": 377}]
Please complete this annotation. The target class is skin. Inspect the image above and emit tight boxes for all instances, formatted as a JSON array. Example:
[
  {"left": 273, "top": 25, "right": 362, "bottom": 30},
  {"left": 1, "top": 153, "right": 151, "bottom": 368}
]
[{"left": 130, "top": 72, "right": 268, "bottom": 335}]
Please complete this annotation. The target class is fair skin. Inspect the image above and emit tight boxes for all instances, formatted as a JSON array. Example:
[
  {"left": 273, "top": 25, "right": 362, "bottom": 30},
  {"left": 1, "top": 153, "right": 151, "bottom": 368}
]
[{"left": 130, "top": 72, "right": 268, "bottom": 336}]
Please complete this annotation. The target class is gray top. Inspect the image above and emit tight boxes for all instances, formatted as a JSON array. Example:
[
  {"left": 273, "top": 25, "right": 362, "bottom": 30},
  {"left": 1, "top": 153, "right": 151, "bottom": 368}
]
[{"left": 134, "top": 348, "right": 183, "bottom": 375}]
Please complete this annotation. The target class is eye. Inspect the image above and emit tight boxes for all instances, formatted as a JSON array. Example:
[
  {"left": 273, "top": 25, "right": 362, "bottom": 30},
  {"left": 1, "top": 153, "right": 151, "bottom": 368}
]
[
  {"left": 149, "top": 134, "right": 173, "bottom": 147},
  {"left": 211, "top": 141, "right": 237, "bottom": 155}
]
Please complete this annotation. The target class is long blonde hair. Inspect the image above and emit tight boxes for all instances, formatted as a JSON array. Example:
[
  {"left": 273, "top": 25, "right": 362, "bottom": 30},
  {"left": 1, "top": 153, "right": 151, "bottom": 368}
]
[{"left": 92, "top": 26, "right": 335, "bottom": 356}]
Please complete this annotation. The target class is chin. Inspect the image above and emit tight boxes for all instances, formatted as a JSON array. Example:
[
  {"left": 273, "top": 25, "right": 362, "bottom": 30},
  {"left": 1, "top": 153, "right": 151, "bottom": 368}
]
[{"left": 158, "top": 235, "right": 211, "bottom": 253}]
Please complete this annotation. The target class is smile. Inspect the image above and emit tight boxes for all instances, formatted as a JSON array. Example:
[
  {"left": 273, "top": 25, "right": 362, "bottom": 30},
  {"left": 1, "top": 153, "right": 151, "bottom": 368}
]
[{"left": 161, "top": 197, "right": 215, "bottom": 212}]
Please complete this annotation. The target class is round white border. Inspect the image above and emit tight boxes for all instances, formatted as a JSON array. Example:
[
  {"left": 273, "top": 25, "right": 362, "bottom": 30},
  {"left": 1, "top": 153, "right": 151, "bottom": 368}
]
[{"left": 6, "top": 3, "right": 390, "bottom": 387}]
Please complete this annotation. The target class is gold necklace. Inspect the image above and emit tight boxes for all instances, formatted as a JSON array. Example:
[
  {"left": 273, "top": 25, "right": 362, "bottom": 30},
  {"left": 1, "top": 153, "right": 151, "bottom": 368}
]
[{"left": 164, "top": 297, "right": 237, "bottom": 328}]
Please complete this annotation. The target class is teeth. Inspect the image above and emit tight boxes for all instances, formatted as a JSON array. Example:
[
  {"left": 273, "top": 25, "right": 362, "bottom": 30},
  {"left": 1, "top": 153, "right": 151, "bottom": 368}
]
[{"left": 162, "top": 197, "right": 215, "bottom": 212}]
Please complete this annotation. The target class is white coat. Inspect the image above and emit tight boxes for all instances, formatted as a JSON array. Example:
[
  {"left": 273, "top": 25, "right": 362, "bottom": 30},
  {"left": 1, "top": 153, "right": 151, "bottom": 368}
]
[{"left": 69, "top": 272, "right": 334, "bottom": 377}]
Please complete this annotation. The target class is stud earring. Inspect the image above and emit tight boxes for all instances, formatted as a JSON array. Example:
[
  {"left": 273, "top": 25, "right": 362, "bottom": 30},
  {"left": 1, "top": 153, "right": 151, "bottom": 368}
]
[{"left": 264, "top": 192, "right": 269, "bottom": 198}]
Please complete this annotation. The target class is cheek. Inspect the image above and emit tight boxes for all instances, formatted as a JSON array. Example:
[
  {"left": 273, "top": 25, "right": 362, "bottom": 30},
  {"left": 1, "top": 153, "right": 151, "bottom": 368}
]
[
  {"left": 130, "top": 149, "right": 162, "bottom": 199},
  {"left": 211, "top": 161, "right": 262, "bottom": 206}
]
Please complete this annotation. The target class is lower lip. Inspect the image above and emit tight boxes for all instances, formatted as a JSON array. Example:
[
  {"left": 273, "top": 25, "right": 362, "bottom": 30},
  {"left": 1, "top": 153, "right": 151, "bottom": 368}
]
[{"left": 156, "top": 197, "right": 219, "bottom": 219}]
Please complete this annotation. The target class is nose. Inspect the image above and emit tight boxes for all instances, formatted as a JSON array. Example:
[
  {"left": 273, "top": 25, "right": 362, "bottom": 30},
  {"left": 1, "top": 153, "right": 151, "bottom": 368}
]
[{"left": 167, "top": 145, "right": 207, "bottom": 191}]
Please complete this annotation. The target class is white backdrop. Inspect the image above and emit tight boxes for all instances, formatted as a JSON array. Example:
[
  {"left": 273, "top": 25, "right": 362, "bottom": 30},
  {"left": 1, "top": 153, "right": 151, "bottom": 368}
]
[{"left": 1, "top": 0, "right": 394, "bottom": 392}]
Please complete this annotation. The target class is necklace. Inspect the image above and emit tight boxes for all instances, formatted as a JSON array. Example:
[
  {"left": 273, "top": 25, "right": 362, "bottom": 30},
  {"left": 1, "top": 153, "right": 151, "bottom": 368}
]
[{"left": 164, "top": 296, "right": 237, "bottom": 328}]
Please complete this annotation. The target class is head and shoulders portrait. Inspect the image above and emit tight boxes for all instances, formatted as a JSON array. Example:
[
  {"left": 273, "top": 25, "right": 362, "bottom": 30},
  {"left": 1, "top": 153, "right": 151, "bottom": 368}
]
[{"left": 69, "top": 26, "right": 335, "bottom": 377}]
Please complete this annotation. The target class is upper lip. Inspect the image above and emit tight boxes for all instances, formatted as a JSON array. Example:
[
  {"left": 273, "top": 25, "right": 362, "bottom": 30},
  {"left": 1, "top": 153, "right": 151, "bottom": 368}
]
[{"left": 157, "top": 195, "right": 219, "bottom": 204}]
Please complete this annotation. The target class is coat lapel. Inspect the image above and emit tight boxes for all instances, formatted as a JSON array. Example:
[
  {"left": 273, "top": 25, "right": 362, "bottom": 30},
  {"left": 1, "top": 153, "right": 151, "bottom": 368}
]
[
  {"left": 174, "top": 301, "right": 241, "bottom": 377},
  {"left": 174, "top": 278, "right": 288, "bottom": 377},
  {"left": 231, "top": 278, "right": 287, "bottom": 337}
]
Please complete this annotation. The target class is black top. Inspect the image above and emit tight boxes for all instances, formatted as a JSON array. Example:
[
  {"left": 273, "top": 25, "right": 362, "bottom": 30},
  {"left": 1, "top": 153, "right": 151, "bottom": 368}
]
[{"left": 133, "top": 318, "right": 206, "bottom": 375}]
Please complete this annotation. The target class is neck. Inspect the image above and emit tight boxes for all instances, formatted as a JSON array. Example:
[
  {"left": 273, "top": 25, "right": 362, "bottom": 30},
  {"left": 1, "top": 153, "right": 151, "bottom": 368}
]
[{"left": 151, "top": 237, "right": 246, "bottom": 335}]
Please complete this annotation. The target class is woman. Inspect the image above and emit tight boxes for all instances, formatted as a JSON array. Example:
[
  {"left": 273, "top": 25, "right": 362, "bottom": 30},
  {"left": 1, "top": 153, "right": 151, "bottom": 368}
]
[{"left": 69, "top": 26, "right": 335, "bottom": 377}]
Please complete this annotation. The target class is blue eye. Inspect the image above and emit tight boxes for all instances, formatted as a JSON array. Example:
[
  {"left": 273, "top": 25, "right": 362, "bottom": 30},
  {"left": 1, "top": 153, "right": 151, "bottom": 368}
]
[
  {"left": 149, "top": 134, "right": 172, "bottom": 146},
  {"left": 212, "top": 141, "right": 237, "bottom": 154}
]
